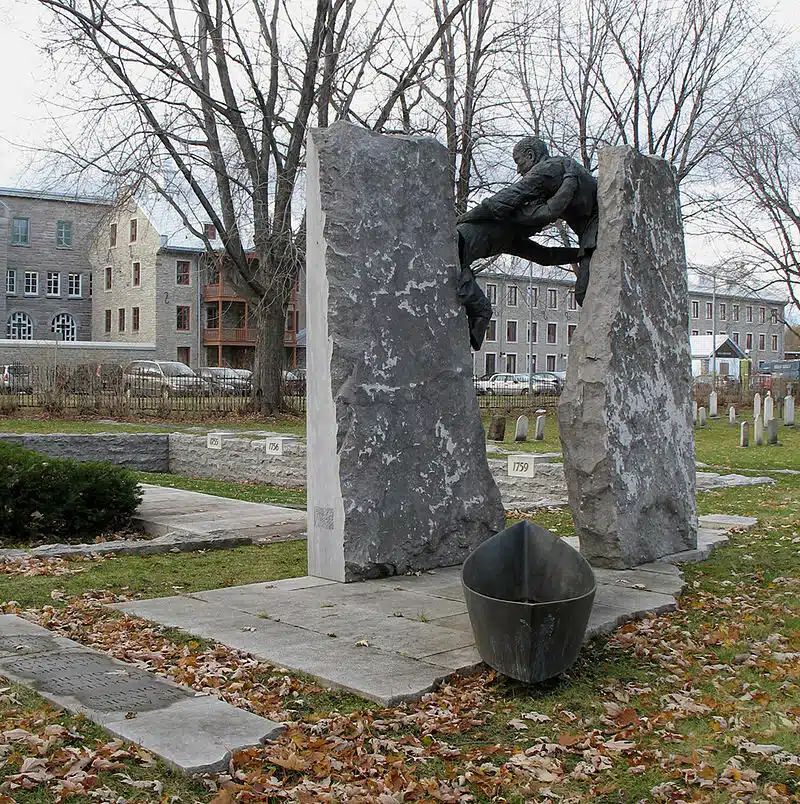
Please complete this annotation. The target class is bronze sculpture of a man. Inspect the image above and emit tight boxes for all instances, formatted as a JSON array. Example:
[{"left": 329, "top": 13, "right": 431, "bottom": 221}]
[{"left": 456, "top": 136, "right": 598, "bottom": 351}]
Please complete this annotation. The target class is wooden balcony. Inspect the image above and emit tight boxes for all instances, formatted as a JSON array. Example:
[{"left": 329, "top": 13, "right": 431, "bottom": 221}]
[
  {"left": 203, "top": 327, "right": 256, "bottom": 346},
  {"left": 202, "top": 282, "right": 242, "bottom": 301}
]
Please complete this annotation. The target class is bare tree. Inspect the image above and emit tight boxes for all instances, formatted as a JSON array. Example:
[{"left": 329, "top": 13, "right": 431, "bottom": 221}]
[
  {"left": 36, "top": 0, "right": 469, "bottom": 413},
  {"left": 711, "top": 68, "right": 800, "bottom": 327}
]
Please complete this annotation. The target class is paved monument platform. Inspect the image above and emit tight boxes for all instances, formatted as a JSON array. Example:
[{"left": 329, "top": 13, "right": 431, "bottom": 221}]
[
  {"left": 0, "top": 615, "right": 284, "bottom": 774},
  {"left": 113, "top": 514, "right": 754, "bottom": 706}
]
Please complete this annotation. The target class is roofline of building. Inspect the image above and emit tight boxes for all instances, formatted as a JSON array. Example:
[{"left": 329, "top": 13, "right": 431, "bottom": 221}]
[{"left": 0, "top": 186, "right": 112, "bottom": 206}]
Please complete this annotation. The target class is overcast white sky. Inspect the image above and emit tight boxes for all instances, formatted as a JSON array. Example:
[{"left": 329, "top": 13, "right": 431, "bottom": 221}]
[{"left": 1, "top": 0, "right": 797, "bottom": 270}]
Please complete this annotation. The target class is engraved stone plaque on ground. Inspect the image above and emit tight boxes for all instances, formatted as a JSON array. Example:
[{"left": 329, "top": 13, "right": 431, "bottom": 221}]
[{"left": 0, "top": 615, "right": 283, "bottom": 774}]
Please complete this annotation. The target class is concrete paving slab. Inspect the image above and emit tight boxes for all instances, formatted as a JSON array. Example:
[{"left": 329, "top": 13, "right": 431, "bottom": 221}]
[
  {"left": 421, "top": 645, "right": 483, "bottom": 671},
  {"left": 699, "top": 514, "right": 758, "bottom": 529},
  {"left": 593, "top": 568, "right": 685, "bottom": 596},
  {"left": 429, "top": 613, "right": 473, "bottom": 633},
  {"left": 0, "top": 616, "right": 283, "bottom": 774},
  {"left": 594, "top": 584, "right": 677, "bottom": 617}
]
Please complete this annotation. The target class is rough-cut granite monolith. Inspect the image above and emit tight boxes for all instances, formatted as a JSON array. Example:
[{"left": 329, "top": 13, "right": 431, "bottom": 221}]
[
  {"left": 306, "top": 121, "right": 505, "bottom": 582},
  {"left": 557, "top": 147, "right": 697, "bottom": 569}
]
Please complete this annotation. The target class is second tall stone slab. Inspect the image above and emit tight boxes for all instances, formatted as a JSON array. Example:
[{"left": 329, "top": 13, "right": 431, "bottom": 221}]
[
  {"left": 306, "top": 122, "right": 505, "bottom": 582},
  {"left": 558, "top": 147, "right": 697, "bottom": 569}
]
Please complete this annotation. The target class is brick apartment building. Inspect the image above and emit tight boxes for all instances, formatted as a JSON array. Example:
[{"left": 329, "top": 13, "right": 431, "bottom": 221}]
[
  {"left": 473, "top": 266, "right": 787, "bottom": 377},
  {"left": 1, "top": 187, "right": 109, "bottom": 343}
]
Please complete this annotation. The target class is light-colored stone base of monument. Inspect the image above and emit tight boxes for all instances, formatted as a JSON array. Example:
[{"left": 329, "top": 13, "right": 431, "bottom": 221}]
[
  {"left": 113, "top": 514, "right": 752, "bottom": 705},
  {"left": 558, "top": 147, "right": 697, "bottom": 569},
  {"left": 306, "top": 121, "right": 504, "bottom": 582}
]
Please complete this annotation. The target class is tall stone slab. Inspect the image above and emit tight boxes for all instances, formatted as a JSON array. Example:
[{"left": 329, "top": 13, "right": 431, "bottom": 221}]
[
  {"left": 306, "top": 121, "right": 505, "bottom": 582},
  {"left": 557, "top": 147, "right": 697, "bottom": 569}
]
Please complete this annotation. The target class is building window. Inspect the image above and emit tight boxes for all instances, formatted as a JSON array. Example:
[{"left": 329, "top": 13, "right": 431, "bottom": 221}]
[
  {"left": 772, "top": 334, "right": 778, "bottom": 352},
  {"left": 24, "top": 272, "right": 38, "bottom": 296},
  {"left": 528, "top": 354, "right": 537, "bottom": 372},
  {"left": 484, "top": 353, "right": 496, "bottom": 376},
  {"left": 568, "top": 289, "right": 577, "bottom": 310},
  {"left": 745, "top": 332, "right": 753, "bottom": 350},
  {"left": 6, "top": 270, "right": 16, "bottom": 295},
  {"left": 547, "top": 288, "right": 558, "bottom": 309},
  {"left": 89, "top": 274, "right": 93, "bottom": 297},
  {"left": 746, "top": 305, "right": 753, "bottom": 323},
  {"left": 486, "top": 319, "right": 497, "bottom": 342},
  {"left": 546, "top": 354, "right": 556, "bottom": 371},
  {"left": 691, "top": 329, "right": 699, "bottom": 336},
  {"left": 105, "top": 266, "right": 112, "bottom": 291},
  {"left": 6, "top": 311, "right": 33, "bottom": 340},
  {"left": 530, "top": 286, "right": 539, "bottom": 307},
  {"left": 132, "top": 306, "right": 140, "bottom": 332},
  {"left": 46, "top": 272, "right": 61, "bottom": 297},
  {"left": 732, "top": 332, "right": 740, "bottom": 345},
  {"left": 132, "top": 262, "right": 141, "bottom": 287},
  {"left": 732, "top": 304, "right": 740, "bottom": 321},
  {"left": 11, "top": 217, "right": 29, "bottom": 245},
  {"left": 56, "top": 220, "right": 73, "bottom": 248},
  {"left": 706, "top": 330, "right": 713, "bottom": 336},
  {"left": 506, "top": 320, "right": 518, "bottom": 343},
  {"left": 691, "top": 300, "right": 699, "bottom": 319},
  {"left": 485, "top": 283, "right": 497, "bottom": 305},
  {"left": 104, "top": 309, "right": 112, "bottom": 333},
  {"left": 568, "top": 324, "right": 577, "bottom": 344},
  {"left": 129, "top": 219, "right": 138, "bottom": 243},
  {"left": 176, "top": 305, "right": 191, "bottom": 331},
  {"left": 527, "top": 321, "right": 538, "bottom": 344},
  {"left": 759, "top": 307, "right": 766, "bottom": 324},
  {"left": 719, "top": 303, "right": 727, "bottom": 320},
  {"left": 285, "top": 310, "right": 298, "bottom": 331},
  {"left": 770, "top": 308, "right": 778, "bottom": 324},
  {"left": 204, "top": 224, "right": 217, "bottom": 241},
  {"left": 176, "top": 260, "right": 191, "bottom": 286},
  {"left": 67, "top": 273, "right": 82, "bottom": 298},
  {"left": 758, "top": 333, "right": 765, "bottom": 351},
  {"left": 206, "top": 305, "right": 219, "bottom": 328},
  {"left": 177, "top": 346, "right": 191, "bottom": 365},
  {"left": 110, "top": 223, "right": 117, "bottom": 247},
  {"left": 118, "top": 308, "right": 126, "bottom": 332},
  {"left": 705, "top": 301, "right": 713, "bottom": 319},
  {"left": 505, "top": 353, "right": 517, "bottom": 372},
  {"left": 547, "top": 322, "right": 557, "bottom": 344},
  {"left": 507, "top": 285, "right": 518, "bottom": 306},
  {"left": 51, "top": 313, "right": 76, "bottom": 341}
]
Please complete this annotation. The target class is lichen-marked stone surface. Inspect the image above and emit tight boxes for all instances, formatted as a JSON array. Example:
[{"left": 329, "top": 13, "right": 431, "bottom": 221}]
[
  {"left": 306, "top": 121, "right": 505, "bottom": 582},
  {"left": 557, "top": 147, "right": 697, "bottom": 569}
]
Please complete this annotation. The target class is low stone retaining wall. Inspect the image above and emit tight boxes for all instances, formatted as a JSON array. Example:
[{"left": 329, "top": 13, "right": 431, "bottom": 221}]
[
  {"left": 0, "top": 432, "right": 169, "bottom": 472},
  {"left": 167, "top": 433, "right": 306, "bottom": 488}
]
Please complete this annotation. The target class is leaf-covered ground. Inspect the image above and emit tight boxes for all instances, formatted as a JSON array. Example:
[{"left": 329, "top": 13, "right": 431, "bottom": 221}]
[{"left": 2, "top": 473, "right": 799, "bottom": 802}]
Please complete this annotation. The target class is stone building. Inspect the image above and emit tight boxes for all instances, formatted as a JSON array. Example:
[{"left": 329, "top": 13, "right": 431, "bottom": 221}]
[
  {"left": 1, "top": 187, "right": 109, "bottom": 344},
  {"left": 473, "top": 266, "right": 787, "bottom": 377}
]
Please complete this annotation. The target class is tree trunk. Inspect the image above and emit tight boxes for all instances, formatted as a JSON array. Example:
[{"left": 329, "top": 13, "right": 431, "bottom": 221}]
[{"left": 251, "top": 303, "right": 286, "bottom": 415}]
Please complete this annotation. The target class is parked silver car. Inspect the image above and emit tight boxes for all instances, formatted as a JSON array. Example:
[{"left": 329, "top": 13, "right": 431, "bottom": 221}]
[
  {"left": 200, "top": 367, "right": 252, "bottom": 396},
  {"left": 0, "top": 364, "right": 33, "bottom": 394},
  {"left": 122, "top": 360, "right": 207, "bottom": 398}
]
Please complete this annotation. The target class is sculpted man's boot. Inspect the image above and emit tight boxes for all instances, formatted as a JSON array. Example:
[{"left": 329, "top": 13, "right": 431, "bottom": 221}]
[{"left": 469, "top": 315, "right": 491, "bottom": 351}]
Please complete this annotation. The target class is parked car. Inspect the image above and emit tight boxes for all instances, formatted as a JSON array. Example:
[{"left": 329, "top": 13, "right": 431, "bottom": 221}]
[
  {"left": 474, "top": 373, "right": 532, "bottom": 395},
  {"left": 122, "top": 360, "right": 208, "bottom": 398},
  {"left": 0, "top": 364, "right": 33, "bottom": 394},
  {"left": 282, "top": 369, "right": 305, "bottom": 395},
  {"left": 200, "top": 367, "right": 252, "bottom": 396},
  {"left": 530, "top": 372, "right": 563, "bottom": 394}
]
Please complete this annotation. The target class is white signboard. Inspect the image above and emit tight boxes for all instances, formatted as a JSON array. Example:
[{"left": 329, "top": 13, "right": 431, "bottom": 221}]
[
  {"left": 265, "top": 437, "right": 284, "bottom": 456},
  {"left": 207, "top": 432, "right": 223, "bottom": 450},
  {"left": 507, "top": 454, "right": 535, "bottom": 478}
]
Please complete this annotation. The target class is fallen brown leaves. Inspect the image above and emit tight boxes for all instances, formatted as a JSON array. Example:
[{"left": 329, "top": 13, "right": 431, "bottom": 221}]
[{"left": 0, "top": 554, "right": 107, "bottom": 577}]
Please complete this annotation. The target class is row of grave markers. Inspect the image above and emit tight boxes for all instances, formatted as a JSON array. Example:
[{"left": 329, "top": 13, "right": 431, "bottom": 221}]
[{"left": 694, "top": 393, "right": 795, "bottom": 429}]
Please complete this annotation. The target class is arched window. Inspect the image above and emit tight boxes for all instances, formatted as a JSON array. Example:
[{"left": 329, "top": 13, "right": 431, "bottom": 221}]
[
  {"left": 51, "top": 313, "right": 77, "bottom": 342},
  {"left": 6, "top": 312, "right": 33, "bottom": 340}
]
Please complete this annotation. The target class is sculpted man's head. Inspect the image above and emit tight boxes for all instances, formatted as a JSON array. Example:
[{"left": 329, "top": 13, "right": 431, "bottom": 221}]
[{"left": 512, "top": 136, "right": 550, "bottom": 175}]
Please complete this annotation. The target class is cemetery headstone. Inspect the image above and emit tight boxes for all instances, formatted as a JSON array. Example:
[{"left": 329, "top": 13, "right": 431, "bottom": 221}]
[
  {"left": 767, "top": 418, "right": 779, "bottom": 445},
  {"left": 488, "top": 415, "right": 507, "bottom": 441},
  {"left": 305, "top": 121, "right": 505, "bottom": 582},
  {"left": 557, "top": 147, "right": 697, "bottom": 569},
  {"left": 534, "top": 414, "right": 546, "bottom": 441},
  {"left": 709, "top": 390, "right": 718, "bottom": 418},
  {"left": 698, "top": 406, "right": 707, "bottom": 427},
  {"left": 729, "top": 406, "right": 736, "bottom": 425},
  {"left": 785, "top": 395, "right": 795, "bottom": 427},
  {"left": 692, "top": 400, "right": 698, "bottom": 425},
  {"left": 755, "top": 414, "right": 765, "bottom": 446},
  {"left": 764, "top": 395, "right": 774, "bottom": 423},
  {"left": 514, "top": 415, "right": 529, "bottom": 442},
  {"left": 739, "top": 420, "right": 749, "bottom": 447},
  {"left": 754, "top": 392, "right": 762, "bottom": 421}
]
